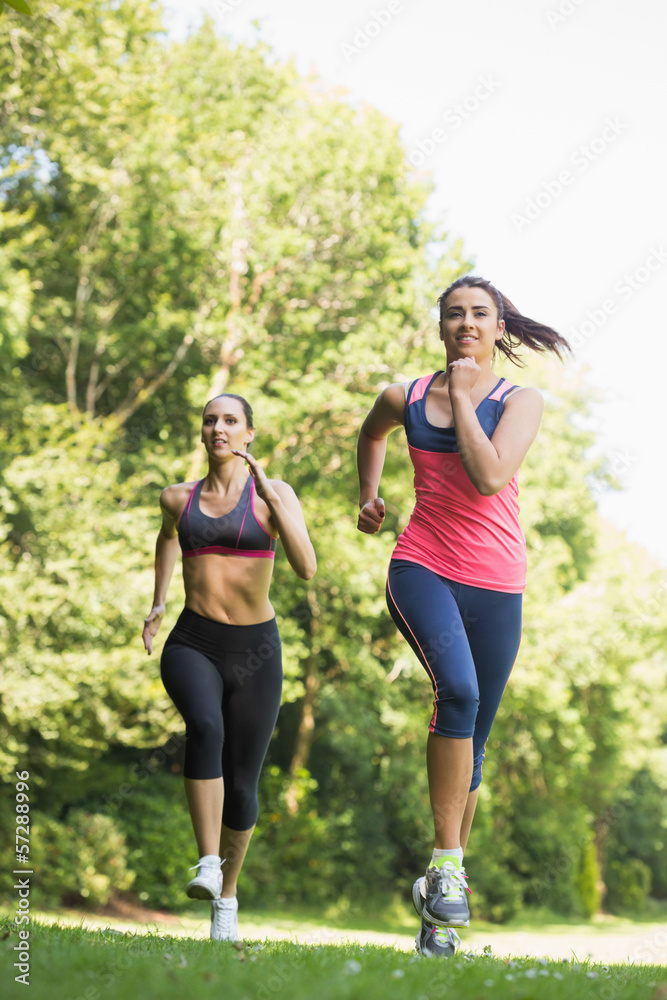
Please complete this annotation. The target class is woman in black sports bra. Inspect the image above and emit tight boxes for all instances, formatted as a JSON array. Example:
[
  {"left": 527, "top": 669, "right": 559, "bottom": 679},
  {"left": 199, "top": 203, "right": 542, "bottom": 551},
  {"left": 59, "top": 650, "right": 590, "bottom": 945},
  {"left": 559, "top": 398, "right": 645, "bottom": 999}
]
[{"left": 142, "top": 393, "right": 316, "bottom": 942}]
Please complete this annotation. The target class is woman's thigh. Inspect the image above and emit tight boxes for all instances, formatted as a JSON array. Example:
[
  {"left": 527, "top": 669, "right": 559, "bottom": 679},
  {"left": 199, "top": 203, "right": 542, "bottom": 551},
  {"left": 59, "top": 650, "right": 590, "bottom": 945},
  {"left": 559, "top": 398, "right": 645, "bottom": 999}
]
[{"left": 387, "top": 560, "right": 479, "bottom": 737}]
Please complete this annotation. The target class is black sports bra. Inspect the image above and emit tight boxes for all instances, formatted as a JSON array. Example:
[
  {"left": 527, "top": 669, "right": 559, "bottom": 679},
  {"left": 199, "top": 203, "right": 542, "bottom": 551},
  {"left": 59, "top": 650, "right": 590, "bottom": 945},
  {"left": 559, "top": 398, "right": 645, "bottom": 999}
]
[{"left": 177, "top": 477, "right": 277, "bottom": 560}]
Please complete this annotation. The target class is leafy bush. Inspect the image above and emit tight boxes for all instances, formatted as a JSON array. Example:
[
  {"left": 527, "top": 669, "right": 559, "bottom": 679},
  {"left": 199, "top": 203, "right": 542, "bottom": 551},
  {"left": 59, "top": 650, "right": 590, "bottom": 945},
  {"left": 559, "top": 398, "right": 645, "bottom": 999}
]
[
  {"left": 605, "top": 858, "right": 651, "bottom": 914},
  {"left": 605, "top": 769, "right": 667, "bottom": 900},
  {"left": 244, "top": 766, "right": 368, "bottom": 906},
  {"left": 468, "top": 856, "right": 522, "bottom": 923},
  {"left": 32, "top": 810, "right": 134, "bottom": 907},
  {"left": 107, "top": 773, "right": 197, "bottom": 911},
  {"left": 575, "top": 835, "right": 601, "bottom": 918}
]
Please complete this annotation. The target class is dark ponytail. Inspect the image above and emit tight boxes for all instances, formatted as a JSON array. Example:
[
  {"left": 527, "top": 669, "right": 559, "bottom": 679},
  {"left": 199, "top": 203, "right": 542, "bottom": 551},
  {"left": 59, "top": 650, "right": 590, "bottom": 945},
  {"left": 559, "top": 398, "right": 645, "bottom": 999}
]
[{"left": 438, "top": 275, "right": 571, "bottom": 366}]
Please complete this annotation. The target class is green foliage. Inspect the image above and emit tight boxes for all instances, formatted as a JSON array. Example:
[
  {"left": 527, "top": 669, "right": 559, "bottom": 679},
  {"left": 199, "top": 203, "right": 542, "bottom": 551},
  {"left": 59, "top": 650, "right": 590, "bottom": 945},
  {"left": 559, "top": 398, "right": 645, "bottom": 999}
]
[
  {"left": 606, "top": 858, "right": 652, "bottom": 915},
  {"left": 246, "top": 767, "right": 349, "bottom": 904},
  {"left": 32, "top": 810, "right": 134, "bottom": 907},
  {"left": 575, "top": 836, "right": 601, "bottom": 919},
  {"left": 105, "top": 772, "right": 198, "bottom": 911},
  {"left": 606, "top": 768, "right": 667, "bottom": 900},
  {"left": 0, "top": 407, "right": 175, "bottom": 779},
  {"left": 1, "top": 0, "right": 32, "bottom": 14}
]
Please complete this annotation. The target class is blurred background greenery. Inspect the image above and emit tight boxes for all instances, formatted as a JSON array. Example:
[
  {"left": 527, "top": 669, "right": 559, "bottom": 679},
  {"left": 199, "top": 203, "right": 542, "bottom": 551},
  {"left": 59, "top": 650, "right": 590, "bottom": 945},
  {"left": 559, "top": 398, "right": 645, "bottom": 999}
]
[{"left": 1, "top": 0, "right": 665, "bottom": 925}]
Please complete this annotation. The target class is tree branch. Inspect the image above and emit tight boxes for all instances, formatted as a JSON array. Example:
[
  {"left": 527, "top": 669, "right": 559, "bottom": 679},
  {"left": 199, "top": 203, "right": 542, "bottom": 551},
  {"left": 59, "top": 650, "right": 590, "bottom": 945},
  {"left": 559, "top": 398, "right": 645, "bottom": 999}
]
[{"left": 111, "top": 297, "right": 218, "bottom": 429}]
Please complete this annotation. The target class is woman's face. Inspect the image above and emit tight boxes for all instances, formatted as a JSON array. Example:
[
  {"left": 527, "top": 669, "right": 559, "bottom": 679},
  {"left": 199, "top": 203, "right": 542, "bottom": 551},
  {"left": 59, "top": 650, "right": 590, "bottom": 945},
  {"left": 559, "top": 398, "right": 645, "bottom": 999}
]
[
  {"left": 439, "top": 286, "right": 505, "bottom": 361},
  {"left": 201, "top": 396, "right": 254, "bottom": 458}
]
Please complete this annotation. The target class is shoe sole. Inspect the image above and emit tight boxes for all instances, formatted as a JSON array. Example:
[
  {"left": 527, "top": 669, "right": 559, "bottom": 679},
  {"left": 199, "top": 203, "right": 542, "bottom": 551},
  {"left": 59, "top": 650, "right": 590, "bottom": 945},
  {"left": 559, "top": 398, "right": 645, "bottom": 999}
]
[
  {"left": 210, "top": 927, "right": 239, "bottom": 941},
  {"left": 211, "top": 930, "right": 239, "bottom": 942},
  {"left": 422, "top": 904, "right": 469, "bottom": 928},
  {"left": 412, "top": 878, "right": 425, "bottom": 917},
  {"left": 186, "top": 883, "right": 221, "bottom": 900}
]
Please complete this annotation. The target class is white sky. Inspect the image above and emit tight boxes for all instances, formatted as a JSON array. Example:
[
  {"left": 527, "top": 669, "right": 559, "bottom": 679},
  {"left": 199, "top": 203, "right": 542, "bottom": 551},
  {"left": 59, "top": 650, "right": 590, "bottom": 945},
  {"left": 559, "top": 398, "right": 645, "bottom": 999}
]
[{"left": 165, "top": 0, "right": 667, "bottom": 568}]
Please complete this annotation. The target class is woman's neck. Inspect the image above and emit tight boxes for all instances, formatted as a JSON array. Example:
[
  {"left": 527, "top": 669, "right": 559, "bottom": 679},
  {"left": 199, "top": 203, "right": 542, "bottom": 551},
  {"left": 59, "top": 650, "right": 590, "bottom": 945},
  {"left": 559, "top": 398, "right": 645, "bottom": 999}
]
[{"left": 204, "top": 458, "right": 249, "bottom": 493}]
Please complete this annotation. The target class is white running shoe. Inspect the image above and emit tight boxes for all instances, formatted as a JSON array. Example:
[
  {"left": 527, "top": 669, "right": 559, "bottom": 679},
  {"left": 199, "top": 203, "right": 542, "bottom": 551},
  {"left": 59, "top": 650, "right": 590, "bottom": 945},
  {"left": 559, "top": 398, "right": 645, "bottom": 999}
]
[
  {"left": 186, "top": 860, "right": 222, "bottom": 900},
  {"left": 210, "top": 896, "right": 239, "bottom": 941}
]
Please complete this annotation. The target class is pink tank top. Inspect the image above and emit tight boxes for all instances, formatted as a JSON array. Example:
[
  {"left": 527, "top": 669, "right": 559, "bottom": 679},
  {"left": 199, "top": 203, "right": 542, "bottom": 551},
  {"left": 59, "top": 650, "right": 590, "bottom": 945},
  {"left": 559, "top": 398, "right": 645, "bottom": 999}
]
[{"left": 391, "top": 372, "right": 527, "bottom": 593}]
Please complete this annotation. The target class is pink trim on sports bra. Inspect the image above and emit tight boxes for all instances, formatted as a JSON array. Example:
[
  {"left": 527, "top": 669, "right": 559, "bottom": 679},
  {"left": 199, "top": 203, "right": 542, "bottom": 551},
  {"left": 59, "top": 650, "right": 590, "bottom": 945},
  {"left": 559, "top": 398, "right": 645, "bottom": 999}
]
[
  {"left": 182, "top": 546, "right": 275, "bottom": 559},
  {"left": 177, "top": 482, "right": 199, "bottom": 529},
  {"left": 235, "top": 487, "right": 252, "bottom": 547}
]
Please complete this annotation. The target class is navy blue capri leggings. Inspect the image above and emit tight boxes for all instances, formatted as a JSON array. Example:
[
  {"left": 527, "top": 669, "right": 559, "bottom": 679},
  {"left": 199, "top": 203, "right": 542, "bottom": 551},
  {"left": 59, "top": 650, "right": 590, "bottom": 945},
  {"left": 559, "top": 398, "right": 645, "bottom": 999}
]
[
  {"left": 386, "top": 559, "right": 522, "bottom": 791},
  {"left": 160, "top": 607, "right": 282, "bottom": 830}
]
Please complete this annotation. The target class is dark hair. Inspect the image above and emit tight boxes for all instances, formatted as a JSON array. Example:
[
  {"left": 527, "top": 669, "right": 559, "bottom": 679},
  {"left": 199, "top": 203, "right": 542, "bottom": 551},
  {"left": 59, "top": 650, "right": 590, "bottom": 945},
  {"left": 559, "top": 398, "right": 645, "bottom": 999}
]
[
  {"left": 438, "top": 274, "right": 571, "bottom": 366},
  {"left": 202, "top": 393, "right": 254, "bottom": 429}
]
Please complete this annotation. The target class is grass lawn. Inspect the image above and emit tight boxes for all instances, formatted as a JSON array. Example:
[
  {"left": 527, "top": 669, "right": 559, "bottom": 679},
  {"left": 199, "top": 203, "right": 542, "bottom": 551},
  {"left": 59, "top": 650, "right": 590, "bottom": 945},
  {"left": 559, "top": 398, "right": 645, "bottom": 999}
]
[{"left": 1, "top": 908, "right": 665, "bottom": 1000}]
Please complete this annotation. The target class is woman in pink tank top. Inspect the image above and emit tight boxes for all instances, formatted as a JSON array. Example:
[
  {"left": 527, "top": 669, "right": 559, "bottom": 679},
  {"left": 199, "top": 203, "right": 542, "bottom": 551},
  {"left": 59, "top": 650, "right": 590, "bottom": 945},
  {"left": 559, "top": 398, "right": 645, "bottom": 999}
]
[{"left": 357, "top": 275, "right": 570, "bottom": 957}]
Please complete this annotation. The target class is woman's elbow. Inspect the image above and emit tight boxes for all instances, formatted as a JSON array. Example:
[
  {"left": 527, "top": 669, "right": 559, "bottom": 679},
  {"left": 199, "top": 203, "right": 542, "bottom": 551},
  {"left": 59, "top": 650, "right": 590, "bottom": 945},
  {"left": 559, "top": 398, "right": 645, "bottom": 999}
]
[
  {"left": 301, "top": 558, "right": 317, "bottom": 581},
  {"left": 474, "top": 476, "right": 506, "bottom": 497},
  {"left": 293, "top": 552, "right": 317, "bottom": 580}
]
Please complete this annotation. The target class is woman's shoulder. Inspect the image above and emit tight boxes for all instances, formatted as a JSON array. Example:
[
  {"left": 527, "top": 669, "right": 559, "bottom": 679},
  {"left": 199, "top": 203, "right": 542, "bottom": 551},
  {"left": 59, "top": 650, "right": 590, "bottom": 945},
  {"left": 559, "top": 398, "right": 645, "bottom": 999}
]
[
  {"left": 500, "top": 385, "right": 544, "bottom": 424},
  {"left": 503, "top": 385, "right": 543, "bottom": 406},
  {"left": 160, "top": 480, "right": 199, "bottom": 517},
  {"left": 376, "top": 381, "right": 411, "bottom": 416}
]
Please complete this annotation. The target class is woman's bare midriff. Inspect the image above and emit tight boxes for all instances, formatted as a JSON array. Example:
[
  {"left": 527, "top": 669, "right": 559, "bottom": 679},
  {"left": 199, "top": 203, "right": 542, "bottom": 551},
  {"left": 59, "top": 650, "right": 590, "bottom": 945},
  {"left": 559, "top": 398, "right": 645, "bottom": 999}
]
[{"left": 182, "top": 553, "right": 275, "bottom": 625}]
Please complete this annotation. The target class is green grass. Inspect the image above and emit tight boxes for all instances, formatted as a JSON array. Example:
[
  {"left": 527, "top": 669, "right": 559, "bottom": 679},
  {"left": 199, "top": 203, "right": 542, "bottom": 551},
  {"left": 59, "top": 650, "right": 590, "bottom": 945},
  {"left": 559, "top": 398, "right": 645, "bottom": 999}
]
[{"left": 1, "top": 916, "right": 665, "bottom": 1000}]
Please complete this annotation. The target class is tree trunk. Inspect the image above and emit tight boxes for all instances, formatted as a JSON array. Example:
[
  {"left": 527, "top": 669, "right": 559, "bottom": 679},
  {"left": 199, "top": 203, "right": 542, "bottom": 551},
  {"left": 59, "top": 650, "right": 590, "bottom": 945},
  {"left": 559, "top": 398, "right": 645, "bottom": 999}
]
[{"left": 594, "top": 815, "right": 609, "bottom": 909}]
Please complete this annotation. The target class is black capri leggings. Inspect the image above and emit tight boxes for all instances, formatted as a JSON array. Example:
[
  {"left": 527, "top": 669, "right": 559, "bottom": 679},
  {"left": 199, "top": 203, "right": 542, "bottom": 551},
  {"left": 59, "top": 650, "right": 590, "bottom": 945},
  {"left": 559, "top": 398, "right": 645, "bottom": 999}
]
[{"left": 160, "top": 607, "right": 282, "bottom": 830}]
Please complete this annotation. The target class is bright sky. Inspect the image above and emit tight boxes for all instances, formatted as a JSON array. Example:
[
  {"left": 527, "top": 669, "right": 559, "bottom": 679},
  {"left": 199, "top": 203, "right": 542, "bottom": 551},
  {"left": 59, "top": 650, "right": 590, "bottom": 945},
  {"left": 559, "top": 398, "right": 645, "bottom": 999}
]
[{"left": 165, "top": 0, "right": 667, "bottom": 568}]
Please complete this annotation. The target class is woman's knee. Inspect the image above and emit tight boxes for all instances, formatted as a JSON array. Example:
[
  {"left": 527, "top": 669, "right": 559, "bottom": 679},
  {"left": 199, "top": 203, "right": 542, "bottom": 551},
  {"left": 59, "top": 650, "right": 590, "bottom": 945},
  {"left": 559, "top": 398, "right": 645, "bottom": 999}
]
[
  {"left": 182, "top": 713, "right": 224, "bottom": 776},
  {"left": 432, "top": 678, "right": 479, "bottom": 734},
  {"left": 222, "top": 785, "right": 258, "bottom": 831}
]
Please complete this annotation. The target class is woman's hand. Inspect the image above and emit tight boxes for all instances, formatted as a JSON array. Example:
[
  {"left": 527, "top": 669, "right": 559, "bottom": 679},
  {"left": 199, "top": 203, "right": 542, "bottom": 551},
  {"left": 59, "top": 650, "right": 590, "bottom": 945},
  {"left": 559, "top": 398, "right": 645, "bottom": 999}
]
[
  {"left": 232, "top": 454, "right": 317, "bottom": 579},
  {"left": 231, "top": 449, "right": 280, "bottom": 507},
  {"left": 447, "top": 357, "right": 481, "bottom": 397},
  {"left": 357, "top": 497, "right": 385, "bottom": 534},
  {"left": 142, "top": 604, "right": 165, "bottom": 655}
]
